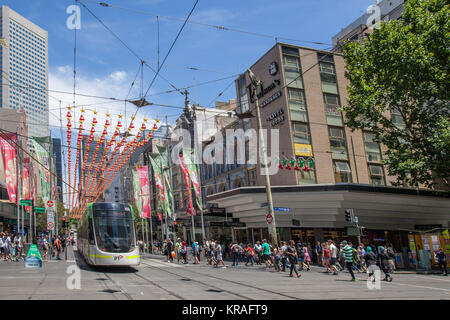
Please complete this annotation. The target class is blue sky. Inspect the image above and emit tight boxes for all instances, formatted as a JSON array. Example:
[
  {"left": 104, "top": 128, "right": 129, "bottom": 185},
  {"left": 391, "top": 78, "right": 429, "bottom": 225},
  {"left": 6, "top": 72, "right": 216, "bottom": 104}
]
[{"left": 3, "top": 0, "right": 376, "bottom": 131}]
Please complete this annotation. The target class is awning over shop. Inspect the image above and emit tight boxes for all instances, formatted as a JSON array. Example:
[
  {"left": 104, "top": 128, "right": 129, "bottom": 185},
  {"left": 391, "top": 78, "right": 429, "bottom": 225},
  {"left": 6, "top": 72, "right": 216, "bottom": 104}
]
[{"left": 207, "top": 183, "right": 450, "bottom": 231}]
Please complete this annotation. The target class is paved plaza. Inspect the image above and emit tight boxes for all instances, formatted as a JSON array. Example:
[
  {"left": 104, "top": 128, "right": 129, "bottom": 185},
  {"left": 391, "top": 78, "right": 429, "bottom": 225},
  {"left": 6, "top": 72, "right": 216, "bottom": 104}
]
[{"left": 0, "top": 247, "right": 449, "bottom": 300}]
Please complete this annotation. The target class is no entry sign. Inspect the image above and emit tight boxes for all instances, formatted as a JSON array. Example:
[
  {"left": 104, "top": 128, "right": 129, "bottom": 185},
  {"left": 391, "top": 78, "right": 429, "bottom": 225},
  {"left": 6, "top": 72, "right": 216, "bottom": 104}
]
[
  {"left": 266, "top": 213, "right": 273, "bottom": 224},
  {"left": 46, "top": 200, "right": 54, "bottom": 208}
]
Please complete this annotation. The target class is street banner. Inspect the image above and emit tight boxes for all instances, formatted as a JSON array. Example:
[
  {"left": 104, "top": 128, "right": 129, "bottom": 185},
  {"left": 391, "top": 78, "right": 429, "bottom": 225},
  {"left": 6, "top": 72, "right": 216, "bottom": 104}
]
[
  {"left": 156, "top": 146, "right": 173, "bottom": 218},
  {"left": 32, "top": 138, "right": 51, "bottom": 201},
  {"left": 22, "top": 157, "right": 32, "bottom": 200},
  {"left": 178, "top": 152, "right": 194, "bottom": 216},
  {"left": 182, "top": 148, "right": 203, "bottom": 214},
  {"left": 132, "top": 169, "right": 143, "bottom": 216},
  {"left": 149, "top": 153, "right": 166, "bottom": 216},
  {"left": 137, "top": 165, "right": 151, "bottom": 219},
  {"left": 0, "top": 132, "right": 18, "bottom": 204}
]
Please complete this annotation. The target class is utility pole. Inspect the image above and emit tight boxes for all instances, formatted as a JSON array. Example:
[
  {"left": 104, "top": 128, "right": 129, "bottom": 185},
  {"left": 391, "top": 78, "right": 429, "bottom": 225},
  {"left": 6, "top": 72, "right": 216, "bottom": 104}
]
[{"left": 247, "top": 69, "right": 278, "bottom": 246}]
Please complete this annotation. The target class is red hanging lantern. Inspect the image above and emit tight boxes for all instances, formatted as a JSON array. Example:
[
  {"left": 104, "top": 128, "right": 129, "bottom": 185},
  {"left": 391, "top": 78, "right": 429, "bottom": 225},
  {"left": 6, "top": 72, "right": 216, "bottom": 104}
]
[
  {"left": 117, "top": 121, "right": 122, "bottom": 128},
  {"left": 102, "top": 128, "right": 108, "bottom": 135},
  {"left": 141, "top": 123, "right": 146, "bottom": 130},
  {"left": 105, "top": 119, "right": 110, "bottom": 126},
  {"left": 79, "top": 114, "right": 85, "bottom": 122},
  {"left": 66, "top": 111, "right": 72, "bottom": 119},
  {"left": 136, "top": 132, "right": 142, "bottom": 138},
  {"left": 92, "top": 118, "right": 98, "bottom": 125},
  {"left": 153, "top": 123, "right": 158, "bottom": 130},
  {"left": 129, "top": 122, "right": 135, "bottom": 129},
  {"left": 67, "top": 121, "right": 72, "bottom": 128}
]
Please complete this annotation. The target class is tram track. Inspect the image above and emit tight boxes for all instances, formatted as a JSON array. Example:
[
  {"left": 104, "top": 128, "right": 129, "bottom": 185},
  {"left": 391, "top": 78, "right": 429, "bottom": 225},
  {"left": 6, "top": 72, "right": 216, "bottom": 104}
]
[{"left": 140, "top": 259, "right": 301, "bottom": 300}]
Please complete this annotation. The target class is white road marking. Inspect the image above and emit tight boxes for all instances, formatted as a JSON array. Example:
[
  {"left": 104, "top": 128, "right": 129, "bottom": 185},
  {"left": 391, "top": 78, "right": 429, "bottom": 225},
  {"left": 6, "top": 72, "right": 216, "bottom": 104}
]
[
  {"left": 390, "top": 282, "right": 450, "bottom": 292},
  {"left": 143, "top": 260, "right": 182, "bottom": 268},
  {"left": 413, "top": 275, "right": 450, "bottom": 282}
]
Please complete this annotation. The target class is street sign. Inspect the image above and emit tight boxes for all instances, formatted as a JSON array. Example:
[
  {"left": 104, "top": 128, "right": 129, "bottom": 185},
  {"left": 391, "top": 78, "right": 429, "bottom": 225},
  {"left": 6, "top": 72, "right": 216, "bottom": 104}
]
[
  {"left": 266, "top": 213, "right": 273, "bottom": 224},
  {"left": 45, "top": 200, "right": 54, "bottom": 209},
  {"left": 274, "top": 207, "right": 290, "bottom": 212},
  {"left": 47, "top": 222, "right": 54, "bottom": 231},
  {"left": 34, "top": 207, "right": 45, "bottom": 213},
  {"left": 20, "top": 199, "right": 32, "bottom": 206},
  {"left": 47, "top": 210, "right": 55, "bottom": 226}
]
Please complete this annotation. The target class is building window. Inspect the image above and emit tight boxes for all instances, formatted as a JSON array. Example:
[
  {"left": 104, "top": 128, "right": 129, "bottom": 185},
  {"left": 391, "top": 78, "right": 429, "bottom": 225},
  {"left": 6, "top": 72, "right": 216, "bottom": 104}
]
[
  {"left": 292, "top": 122, "right": 311, "bottom": 144},
  {"left": 363, "top": 131, "right": 382, "bottom": 163},
  {"left": 297, "top": 157, "right": 316, "bottom": 185},
  {"left": 319, "top": 60, "right": 338, "bottom": 94},
  {"left": 390, "top": 107, "right": 405, "bottom": 129},
  {"left": 282, "top": 46, "right": 299, "bottom": 56},
  {"left": 283, "top": 55, "right": 303, "bottom": 89},
  {"left": 317, "top": 52, "right": 334, "bottom": 63},
  {"left": 334, "top": 161, "right": 352, "bottom": 183},
  {"left": 328, "top": 127, "right": 348, "bottom": 160},
  {"left": 248, "top": 169, "right": 257, "bottom": 186},
  {"left": 324, "top": 93, "right": 343, "bottom": 126},
  {"left": 368, "top": 164, "right": 385, "bottom": 186},
  {"left": 287, "top": 88, "right": 308, "bottom": 122}
]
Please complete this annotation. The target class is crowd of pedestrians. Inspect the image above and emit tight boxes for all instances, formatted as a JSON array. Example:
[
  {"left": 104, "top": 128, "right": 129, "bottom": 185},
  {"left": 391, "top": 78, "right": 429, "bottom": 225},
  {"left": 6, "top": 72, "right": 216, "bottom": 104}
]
[
  {"left": 153, "top": 237, "right": 449, "bottom": 280},
  {"left": 0, "top": 232, "right": 24, "bottom": 262}
]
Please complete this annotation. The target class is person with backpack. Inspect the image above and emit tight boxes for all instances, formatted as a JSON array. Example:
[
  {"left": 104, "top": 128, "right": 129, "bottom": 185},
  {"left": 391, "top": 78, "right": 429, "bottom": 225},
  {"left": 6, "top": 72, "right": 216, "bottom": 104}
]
[
  {"left": 322, "top": 242, "right": 331, "bottom": 272},
  {"left": 303, "top": 243, "right": 311, "bottom": 271},
  {"left": 286, "top": 240, "right": 301, "bottom": 278},
  {"left": 42, "top": 235, "right": 49, "bottom": 261},
  {"left": 180, "top": 241, "right": 188, "bottom": 264},
  {"left": 341, "top": 240, "right": 356, "bottom": 282},
  {"left": 378, "top": 246, "right": 395, "bottom": 282},
  {"left": 350, "top": 242, "right": 360, "bottom": 272},
  {"left": 315, "top": 241, "right": 322, "bottom": 266},
  {"left": 192, "top": 241, "right": 200, "bottom": 264},
  {"left": 175, "top": 238, "right": 182, "bottom": 264},
  {"left": 245, "top": 243, "right": 255, "bottom": 266},
  {"left": 231, "top": 242, "right": 242, "bottom": 267},
  {"left": 364, "top": 246, "right": 378, "bottom": 281},
  {"left": 435, "top": 247, "right": 447, "bottom": 276}
]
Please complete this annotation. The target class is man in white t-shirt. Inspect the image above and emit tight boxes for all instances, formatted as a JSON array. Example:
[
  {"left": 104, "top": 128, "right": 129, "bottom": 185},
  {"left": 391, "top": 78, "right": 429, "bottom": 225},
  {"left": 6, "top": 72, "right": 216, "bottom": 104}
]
[{"left": 328, "top": 240, "right": 339, "bottom": 275}]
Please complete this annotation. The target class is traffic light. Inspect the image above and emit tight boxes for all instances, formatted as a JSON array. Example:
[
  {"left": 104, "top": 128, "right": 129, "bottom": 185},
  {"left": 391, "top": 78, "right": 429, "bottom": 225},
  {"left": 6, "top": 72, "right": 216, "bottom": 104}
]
[
  {"left": 361, "top": 227, "right": 367, "bottom": 237},
  {"left": 345, "top": 209, "right": 353, "bottom": 223},
  {"left": 62, "top": 216, "right": 66, "bottom": 229},
  {"left": 174, "top": 220, "right": 178, "bottom": 231}
]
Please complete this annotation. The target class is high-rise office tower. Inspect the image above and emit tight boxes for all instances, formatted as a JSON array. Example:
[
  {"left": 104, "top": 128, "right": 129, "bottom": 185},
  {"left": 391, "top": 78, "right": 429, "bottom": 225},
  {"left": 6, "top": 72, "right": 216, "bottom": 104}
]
[{"left": 0, "top": 5, "right": 49, "bottom": 151}]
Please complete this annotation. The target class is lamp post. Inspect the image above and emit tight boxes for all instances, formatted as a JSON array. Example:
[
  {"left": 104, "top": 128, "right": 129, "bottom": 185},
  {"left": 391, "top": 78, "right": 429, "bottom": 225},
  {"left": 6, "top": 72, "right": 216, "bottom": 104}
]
[{"left": 247, "top": 68, "right": 278, "bottom": 245}]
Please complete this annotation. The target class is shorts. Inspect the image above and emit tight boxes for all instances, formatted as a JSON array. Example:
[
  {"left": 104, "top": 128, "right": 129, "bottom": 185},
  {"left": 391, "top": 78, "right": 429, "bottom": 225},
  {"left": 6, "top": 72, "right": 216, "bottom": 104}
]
[
  {"left": 217, "top": 253, "right": 223, "bottom": 261},
  {"left": 262, "top": 254, "right": 270, "bottom": 261},
  {"left": 330, "top": 257, "right": 337, "bottom": 265},
  {"left": 323, "top": 257, "right": 328, "bottom": 261}
]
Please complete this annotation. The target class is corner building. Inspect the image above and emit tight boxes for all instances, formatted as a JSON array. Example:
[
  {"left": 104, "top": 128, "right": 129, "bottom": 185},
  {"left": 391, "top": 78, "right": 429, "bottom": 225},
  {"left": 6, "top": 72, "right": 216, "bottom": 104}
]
[{"left": 208, "top": 43, "right": 450, "bottom": 266}]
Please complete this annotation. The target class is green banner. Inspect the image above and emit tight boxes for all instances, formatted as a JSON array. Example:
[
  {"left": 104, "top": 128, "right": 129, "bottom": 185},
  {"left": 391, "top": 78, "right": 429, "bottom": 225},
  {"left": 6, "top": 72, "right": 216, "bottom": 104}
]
[
  {"left": 149, "top": 153, "right": 166, "bottom": 216},
  {"left": 132, "top": 169, "right": 142, "bottom": 216},
  {"left": 156, "top": 146, "right": 173, "bottom": 218},
  {"left": 182, "top": 148, "right": 203, "bottom": 213},
  {"left": 32, "top": 139, "right": 51, "bottom": 201}
]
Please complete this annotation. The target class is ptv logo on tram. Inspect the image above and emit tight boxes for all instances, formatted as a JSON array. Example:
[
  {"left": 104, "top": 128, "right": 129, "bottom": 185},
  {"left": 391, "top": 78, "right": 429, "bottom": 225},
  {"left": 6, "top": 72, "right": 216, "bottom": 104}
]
[{"left": 113, "top": 255, "right": 124, "bottom": 261}]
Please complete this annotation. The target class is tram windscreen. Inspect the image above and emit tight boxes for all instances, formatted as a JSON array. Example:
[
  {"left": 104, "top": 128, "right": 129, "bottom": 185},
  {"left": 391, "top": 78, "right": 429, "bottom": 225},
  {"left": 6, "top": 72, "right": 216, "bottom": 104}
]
[{"left": 93, "top": 210, "right": 135, "bottom": 252}]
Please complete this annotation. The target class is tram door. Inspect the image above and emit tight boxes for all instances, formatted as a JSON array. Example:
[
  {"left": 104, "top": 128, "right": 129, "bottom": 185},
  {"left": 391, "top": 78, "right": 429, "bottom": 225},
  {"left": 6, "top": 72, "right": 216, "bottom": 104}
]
[{"left": 88, "top": 218, "right": 95, "bottom": 264}]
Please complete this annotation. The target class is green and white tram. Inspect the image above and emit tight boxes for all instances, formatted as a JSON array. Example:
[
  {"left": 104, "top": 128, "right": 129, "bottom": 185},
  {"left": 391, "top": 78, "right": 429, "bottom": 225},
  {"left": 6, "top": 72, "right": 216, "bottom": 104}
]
[{"left": 77, "top": 202, "right": 140, "bottom": 266}]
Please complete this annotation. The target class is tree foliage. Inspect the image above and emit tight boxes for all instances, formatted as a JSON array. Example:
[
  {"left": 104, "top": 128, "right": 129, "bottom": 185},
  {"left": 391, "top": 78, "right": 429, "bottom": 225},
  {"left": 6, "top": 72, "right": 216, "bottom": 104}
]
[{"left": 343, "top": 0, "right": 449, "bottom": 189}]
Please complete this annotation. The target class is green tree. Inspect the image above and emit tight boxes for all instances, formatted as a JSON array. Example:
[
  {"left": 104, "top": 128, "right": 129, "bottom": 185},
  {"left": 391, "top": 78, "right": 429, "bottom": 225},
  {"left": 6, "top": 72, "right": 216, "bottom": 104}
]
[{"left": 343, "top": 0, "right": 449, "bottom": 189}]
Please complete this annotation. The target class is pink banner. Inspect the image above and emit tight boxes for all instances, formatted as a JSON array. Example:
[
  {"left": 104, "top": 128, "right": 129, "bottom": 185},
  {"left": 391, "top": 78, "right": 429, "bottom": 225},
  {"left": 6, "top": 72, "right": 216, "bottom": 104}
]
[
  {"left": 137, "top": 166, "right": 151, "bottom": 219},
  {"left": 0, "top": 133, "right": 18, "bottom": 204},
  {"left": 22, "top": 157, "right": 31, "bottom": 200},
  {"left": 178, "top": 153, "right": 194, "bottom": 216}
]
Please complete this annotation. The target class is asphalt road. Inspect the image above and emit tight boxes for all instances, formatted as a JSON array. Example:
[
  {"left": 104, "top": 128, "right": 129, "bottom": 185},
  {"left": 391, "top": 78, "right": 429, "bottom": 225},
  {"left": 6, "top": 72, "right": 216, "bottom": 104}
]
[{"left": 1, "top": 246, "right": 449, "bottom": 300}]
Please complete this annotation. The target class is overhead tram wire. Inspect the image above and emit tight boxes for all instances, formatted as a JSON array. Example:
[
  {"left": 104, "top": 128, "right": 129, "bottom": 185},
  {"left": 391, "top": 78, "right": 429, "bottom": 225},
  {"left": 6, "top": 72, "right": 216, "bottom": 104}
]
[
  {"left": 86, "top": 0, "right": 331, "bottom": 47},
  {"left": 130, "top": 0, "right": 200, "bottom": 122},
  {"left": 78, "top": 0, "right": 183, "bottom": 96}
]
